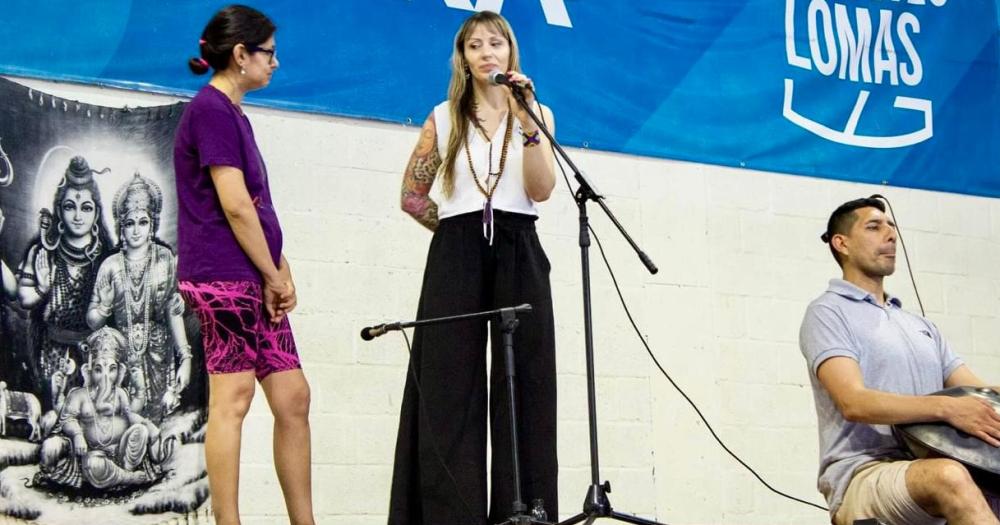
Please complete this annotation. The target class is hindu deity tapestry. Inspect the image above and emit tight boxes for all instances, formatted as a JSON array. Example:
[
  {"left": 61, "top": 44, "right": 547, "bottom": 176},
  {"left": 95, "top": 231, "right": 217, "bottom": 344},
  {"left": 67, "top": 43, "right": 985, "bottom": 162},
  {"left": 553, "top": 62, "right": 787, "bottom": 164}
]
[{"left": 0, "top": 77, "right": 210, "bottom": 524}]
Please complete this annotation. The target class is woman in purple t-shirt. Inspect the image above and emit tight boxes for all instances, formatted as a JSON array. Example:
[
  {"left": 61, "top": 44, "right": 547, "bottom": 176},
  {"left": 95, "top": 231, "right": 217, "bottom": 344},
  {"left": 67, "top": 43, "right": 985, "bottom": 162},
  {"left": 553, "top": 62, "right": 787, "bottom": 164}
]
[{"left": 173, "top": 6, "right": 314, "bottom": 525}]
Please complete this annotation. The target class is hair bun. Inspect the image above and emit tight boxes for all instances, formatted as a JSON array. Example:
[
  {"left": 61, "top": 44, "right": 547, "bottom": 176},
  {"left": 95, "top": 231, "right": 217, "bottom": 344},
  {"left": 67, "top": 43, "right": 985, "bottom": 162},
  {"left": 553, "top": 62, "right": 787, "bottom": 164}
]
[{"left": 188, "top": 56, "right": 210, "bottom": 75}]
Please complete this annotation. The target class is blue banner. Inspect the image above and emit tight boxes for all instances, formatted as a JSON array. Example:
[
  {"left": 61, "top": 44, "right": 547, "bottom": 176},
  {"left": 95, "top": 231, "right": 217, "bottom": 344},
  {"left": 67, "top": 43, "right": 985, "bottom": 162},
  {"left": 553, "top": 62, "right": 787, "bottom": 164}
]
[{"left": 2, "top": 1, "right": 998, "bottom": 197}]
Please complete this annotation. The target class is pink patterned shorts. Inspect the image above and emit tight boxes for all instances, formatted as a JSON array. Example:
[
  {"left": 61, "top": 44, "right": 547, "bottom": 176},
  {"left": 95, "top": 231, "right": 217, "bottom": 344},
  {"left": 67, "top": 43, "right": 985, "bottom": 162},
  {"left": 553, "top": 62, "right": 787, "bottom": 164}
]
[{"left": 179, "top": 280, "right": 300, "bottom": 380}]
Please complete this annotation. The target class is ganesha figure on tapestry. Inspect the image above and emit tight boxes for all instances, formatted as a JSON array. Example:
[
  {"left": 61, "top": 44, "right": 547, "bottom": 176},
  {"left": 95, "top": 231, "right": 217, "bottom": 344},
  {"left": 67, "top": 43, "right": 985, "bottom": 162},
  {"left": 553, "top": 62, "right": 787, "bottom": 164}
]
[{"left": 36, "top": 327, "right": 174, "bottom": 490}]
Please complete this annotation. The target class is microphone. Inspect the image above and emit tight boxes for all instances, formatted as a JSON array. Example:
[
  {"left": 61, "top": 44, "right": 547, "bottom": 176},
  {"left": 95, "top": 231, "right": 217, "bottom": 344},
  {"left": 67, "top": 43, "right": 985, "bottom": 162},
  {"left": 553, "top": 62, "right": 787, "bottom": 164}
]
[
  {"left": 489, "top": 70, "right": 512, "bottom": 87},
  {"left": 489, "top": 70, "right": 531, "bottom": 92},
  {"left": 360, "top": 322, "right": 399, "bottom": 341},
  {"left": 360, "top": 304, "right": 533, "bottom": 341}
]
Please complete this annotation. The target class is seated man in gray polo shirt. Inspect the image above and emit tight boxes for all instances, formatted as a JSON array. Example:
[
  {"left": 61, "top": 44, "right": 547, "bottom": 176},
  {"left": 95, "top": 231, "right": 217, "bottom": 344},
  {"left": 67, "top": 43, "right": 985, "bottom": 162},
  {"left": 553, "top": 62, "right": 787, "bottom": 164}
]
[{"left": 800, "top": 197, "right": 1000, "bottom": 525}]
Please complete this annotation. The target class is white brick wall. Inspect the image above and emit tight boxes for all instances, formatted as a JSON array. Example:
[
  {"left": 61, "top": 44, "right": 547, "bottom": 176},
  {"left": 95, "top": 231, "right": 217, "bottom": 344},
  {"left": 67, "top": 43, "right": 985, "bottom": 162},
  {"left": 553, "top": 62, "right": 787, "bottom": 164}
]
[{"left": 11, "top": 77, "right": 1000, "bottom": 525}]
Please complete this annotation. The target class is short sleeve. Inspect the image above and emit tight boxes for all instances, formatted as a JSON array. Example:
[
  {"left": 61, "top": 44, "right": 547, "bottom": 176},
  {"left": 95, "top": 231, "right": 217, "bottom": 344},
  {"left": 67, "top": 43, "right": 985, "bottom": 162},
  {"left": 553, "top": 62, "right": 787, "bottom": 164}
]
[
  {"left": 800, "top": 303, "right": 860, "bottom": 375},
  {"left": 191, "top": 106, "right": 243, "bottom": 170},
  {"left": 926, "top": 319, "right": 964, "bottom": 381},
  {"left": 166, "top": 249, "right": 179, "bottom": 294}
]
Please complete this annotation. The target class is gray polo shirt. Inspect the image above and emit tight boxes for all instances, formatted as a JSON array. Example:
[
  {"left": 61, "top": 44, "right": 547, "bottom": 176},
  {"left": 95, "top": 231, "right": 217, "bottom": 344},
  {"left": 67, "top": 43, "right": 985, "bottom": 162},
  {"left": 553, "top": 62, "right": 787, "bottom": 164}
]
[{"left": 799, "top": 279, "right": 963, "bottom": 517}]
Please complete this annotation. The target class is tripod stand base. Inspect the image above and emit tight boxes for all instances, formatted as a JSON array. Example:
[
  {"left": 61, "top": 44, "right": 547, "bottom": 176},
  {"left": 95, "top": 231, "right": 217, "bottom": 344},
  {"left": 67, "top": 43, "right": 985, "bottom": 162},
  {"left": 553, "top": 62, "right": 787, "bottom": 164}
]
[
  {"left": 560, "top": 511, "right": 664, "bottom": 525},
  {"left": 557, "top": 483, "right": 667, "bottom": 525}
]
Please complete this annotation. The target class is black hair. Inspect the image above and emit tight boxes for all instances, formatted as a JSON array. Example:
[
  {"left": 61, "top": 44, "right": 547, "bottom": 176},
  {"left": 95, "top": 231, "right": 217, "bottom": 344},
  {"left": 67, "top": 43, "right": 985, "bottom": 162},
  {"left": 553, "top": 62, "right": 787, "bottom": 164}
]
[
  {"left": 821, "top": 197, "right": 886, "bottom": 267},
  {"left": 188, "top": 5, "right": 276, "bottom": 75}
]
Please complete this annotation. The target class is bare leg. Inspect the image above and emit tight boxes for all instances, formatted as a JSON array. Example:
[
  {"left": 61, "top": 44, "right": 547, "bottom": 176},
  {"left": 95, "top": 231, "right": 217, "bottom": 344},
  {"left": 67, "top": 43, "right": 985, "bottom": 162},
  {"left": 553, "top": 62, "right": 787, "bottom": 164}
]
[
  {"left": 206, "top": 371, "right": 256, "bottom": 525},
  {"left": 907, "top": 458, "right": 1000, "bottom": 525},
  {"left": 261, "top": 369, "right": 315, "bottom": 525}
]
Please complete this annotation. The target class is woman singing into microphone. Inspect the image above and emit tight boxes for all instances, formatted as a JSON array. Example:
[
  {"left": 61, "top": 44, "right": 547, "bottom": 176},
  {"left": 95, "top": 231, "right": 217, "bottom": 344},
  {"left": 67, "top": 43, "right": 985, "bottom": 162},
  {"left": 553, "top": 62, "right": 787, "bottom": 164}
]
[{"left": 390, "top": 10, "right": 558, "bottom": 524}]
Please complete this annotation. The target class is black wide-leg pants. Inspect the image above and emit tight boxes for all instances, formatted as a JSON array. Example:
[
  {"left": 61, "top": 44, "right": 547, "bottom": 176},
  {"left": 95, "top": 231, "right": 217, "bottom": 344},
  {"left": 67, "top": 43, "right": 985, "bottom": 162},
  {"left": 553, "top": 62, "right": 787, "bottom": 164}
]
[{"left": 388, "top": 210, "right": 558, "bottom": 525}]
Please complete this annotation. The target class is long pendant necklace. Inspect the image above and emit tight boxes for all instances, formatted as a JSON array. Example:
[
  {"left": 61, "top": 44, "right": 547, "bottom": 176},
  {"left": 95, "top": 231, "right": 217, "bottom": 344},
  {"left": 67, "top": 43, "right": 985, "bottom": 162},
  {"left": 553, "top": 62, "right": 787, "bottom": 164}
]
[
  {"left": 122, "top": 250, "right": 152, "bottom": 358},
  {"left": 465, "top": 100, "right": 514, "bottom": 245}
]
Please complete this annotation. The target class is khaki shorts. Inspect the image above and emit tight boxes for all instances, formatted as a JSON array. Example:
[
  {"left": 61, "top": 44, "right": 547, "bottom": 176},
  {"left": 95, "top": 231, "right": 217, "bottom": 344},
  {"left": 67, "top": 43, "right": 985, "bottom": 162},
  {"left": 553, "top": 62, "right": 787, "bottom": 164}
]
[{"left": 834, "top": 460, "right": 943, "bottom": 525}]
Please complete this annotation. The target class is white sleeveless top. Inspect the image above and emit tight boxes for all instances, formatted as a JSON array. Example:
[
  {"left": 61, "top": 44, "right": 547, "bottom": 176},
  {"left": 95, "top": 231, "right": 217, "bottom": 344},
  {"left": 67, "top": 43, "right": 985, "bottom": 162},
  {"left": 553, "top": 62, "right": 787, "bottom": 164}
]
[{"left": 431, "top": 100, "right": 540, "bottom": 219}]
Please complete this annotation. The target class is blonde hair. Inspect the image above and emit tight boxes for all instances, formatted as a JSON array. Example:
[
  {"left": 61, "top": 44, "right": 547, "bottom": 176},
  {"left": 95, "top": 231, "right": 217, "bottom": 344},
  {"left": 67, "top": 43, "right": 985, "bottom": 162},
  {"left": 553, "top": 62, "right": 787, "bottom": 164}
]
[{"left": 440, "top": 11, "right": 521, "bottom": 197}]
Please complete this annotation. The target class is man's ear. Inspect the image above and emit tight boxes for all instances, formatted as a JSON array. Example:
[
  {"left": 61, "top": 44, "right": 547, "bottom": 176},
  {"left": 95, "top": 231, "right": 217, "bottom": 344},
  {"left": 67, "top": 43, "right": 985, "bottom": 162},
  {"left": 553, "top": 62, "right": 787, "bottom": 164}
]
[{"left": 831, "top": 233, "right": 849, "bottom": 260}]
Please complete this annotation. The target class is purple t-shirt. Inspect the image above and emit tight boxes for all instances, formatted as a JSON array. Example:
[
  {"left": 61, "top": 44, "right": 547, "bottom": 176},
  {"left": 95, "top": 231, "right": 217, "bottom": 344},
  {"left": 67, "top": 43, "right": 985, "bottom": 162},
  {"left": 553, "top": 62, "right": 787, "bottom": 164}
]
[{"left": 174, "top": 85, "right": 283, "bottom": 282}]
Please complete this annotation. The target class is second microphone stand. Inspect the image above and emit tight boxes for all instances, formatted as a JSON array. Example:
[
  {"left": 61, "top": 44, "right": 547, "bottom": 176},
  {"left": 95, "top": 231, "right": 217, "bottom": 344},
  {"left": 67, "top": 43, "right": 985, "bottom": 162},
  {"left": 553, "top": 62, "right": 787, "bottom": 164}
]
[
  {"left": 508, "top": 85, "right": 663, "bottom": 525},
  {"left": 362, "top": 304, "right": 548, "bottom": 524}
]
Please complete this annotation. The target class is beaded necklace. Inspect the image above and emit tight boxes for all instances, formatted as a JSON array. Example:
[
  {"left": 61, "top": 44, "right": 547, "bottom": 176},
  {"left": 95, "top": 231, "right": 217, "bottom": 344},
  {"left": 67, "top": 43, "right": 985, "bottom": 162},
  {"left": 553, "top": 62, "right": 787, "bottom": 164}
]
[
  {"left": 465, "top": 99, "right": 514, "bottom": 245},
  {"left": 122, "top": 249, "right": 152, "bottom": 358}
]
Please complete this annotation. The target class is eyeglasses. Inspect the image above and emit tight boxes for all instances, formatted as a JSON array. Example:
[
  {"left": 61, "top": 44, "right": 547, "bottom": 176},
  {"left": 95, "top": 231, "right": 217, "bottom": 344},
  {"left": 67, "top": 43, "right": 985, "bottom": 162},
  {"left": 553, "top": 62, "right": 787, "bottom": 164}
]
[{"left": 247, "top": 44, "right": 276, "bottom": 65}]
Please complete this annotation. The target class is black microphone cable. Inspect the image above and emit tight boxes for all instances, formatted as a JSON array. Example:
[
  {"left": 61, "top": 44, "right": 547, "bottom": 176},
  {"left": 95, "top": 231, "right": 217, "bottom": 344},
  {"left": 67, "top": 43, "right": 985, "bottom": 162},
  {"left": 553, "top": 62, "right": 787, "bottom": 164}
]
[
  {"left": 869, "top": 193, "right": 925, "bottom": 316},
  {"left": 587, "top": 225, "right": 829, "bottom": 513},
  {"left": 536, "top": 97, "right": 829, "bottom": 514}
]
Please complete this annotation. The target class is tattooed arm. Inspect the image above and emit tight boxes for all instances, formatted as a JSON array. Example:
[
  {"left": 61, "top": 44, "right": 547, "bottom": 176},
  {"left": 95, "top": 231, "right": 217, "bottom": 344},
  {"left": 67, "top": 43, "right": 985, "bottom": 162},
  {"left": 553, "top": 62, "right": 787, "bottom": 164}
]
[{"left": 400, "top": 113, "right": 442, "bottom": 231}]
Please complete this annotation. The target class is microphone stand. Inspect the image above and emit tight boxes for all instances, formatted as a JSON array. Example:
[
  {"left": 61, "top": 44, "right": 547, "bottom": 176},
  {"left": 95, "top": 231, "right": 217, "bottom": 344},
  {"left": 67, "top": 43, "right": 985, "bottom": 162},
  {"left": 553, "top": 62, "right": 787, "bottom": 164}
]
[
  {"left": 363, "top": 304, "right": 548, "bottom": 524},
  {"left": 510, "top": 86, "right": 664, "bottom": 525},
  {"left": 361, "top": 304, "right": 532, "bottom": 339}
]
